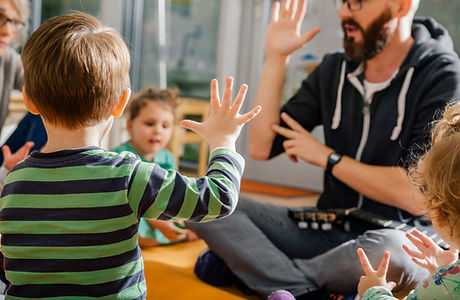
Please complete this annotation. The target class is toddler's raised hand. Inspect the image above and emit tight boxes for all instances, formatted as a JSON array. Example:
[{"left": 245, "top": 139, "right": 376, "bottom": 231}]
[
  {"left": 180, "top": 77, "right": 261, "bottom": 151},
  {"left": 357, "top": 248, "right": 396, "bottom": 297},
  {"left": 403, "top": 229, "right": 459, "bottom": 273}
]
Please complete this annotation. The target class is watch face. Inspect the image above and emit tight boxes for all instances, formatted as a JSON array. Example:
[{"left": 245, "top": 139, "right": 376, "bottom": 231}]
[{"left": 330, "top": 153, "right": 341, "bottom": 161}]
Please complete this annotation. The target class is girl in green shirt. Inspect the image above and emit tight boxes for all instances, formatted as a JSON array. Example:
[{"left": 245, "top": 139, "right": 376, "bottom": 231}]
[{"left": 113, "top": 86, "right": 198, "bottom": 246}]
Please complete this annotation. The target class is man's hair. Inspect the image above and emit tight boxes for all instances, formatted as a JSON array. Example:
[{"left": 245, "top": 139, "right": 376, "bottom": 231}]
[
  {"left": 126, "top": 86, "right": 179, "bottom": 121},
  {"left": 410, "top": 102, "right": 460, "bottom": 234},
  {"left": 21, "top": 12, "right": 131, "bottom": 129}
]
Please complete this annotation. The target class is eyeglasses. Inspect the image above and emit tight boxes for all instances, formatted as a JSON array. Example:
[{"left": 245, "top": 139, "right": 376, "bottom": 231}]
[
  {"left": 0, "top": 12, "right": 24, "bottom": 32},
  {"left": 336, "top": 0, "right": 363, "bottom": 12}
]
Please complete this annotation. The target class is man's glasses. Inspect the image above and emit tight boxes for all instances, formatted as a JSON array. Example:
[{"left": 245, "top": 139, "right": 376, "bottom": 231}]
[
  {"left": 0, "top": 13, "right": 24, "bottom": 32},
  {"left": 336, "top": 0, "right": 363, "bottom": 12}
]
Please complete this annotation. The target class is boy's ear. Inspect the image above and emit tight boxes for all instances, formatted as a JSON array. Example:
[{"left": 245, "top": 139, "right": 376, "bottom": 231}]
[
  {"left": 111, "top": 88, "right": 131, "bottom": 117},
  {"left": 22, "top": 86, "right": 40, "bottom": 115}
]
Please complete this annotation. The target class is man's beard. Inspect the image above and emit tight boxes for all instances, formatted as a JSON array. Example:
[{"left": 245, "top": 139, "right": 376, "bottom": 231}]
[{"left": 342, "top": 8, "right": 393, "bottom": 62}]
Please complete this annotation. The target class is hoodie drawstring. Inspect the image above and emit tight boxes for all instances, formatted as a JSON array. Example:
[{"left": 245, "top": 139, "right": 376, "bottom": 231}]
[
  {"left": 390, "top": 67, "right": 414, "bottom": 141},
  {"left": 331, "top": 62, "right": 415, "bottom": 143},
  {"left": 331, "top": 61, "right": 347, "bottom": 130}
]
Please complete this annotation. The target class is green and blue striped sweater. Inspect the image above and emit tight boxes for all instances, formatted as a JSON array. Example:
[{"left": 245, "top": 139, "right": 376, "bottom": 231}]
[{"left": 0, "top": 146, "right": 244, "bottom": 299}]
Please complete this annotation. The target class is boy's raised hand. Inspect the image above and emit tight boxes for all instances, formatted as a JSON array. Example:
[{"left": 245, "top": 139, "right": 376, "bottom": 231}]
[
  {"left": 403, "top": 229, "right": 459, "bottom": 273},
  {"left": 357, "top": 248, "right": 397, "bottom": 297},
  {"left": 2, "top": 141, "right": 34, "bottom": 170},
  {"left": 180, "top": 77, "right": 261, "bottom": 151}
]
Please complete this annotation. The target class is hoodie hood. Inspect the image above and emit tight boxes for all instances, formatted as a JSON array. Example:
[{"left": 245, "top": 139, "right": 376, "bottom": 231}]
[{"left": 403, "top": 17, "right": 456, "bottom": 69}]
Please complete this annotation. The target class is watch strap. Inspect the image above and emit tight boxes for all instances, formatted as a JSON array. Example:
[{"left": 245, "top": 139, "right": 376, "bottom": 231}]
[{"left": 326, "top": 152, "right": 342, "bottom": 175}]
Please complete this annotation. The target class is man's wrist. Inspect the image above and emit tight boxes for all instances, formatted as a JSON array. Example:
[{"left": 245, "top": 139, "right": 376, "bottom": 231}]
[
  {"left": 265, "top": 54, "right": 290, "bottom": 67},
  {"left": 326, "top": 151, "right": 342, "bottom": 176}
]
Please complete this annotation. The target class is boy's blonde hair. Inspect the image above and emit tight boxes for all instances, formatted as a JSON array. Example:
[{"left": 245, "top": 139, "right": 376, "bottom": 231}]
[
  {"left": 21, "top": 12, "right": 131, "bottom": 129},
  {"left": 126, "top": 86, "right": 179, "bottom": 121},
  {"left": 410, "top": 102, "right": 460, "bottom": 234}
]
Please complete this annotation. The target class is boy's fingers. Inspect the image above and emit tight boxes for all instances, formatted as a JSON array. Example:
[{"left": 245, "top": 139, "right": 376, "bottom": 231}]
[
  {"left": 270, "top": 1, "right": 280, "bottom": 23},
  {"left": 230, "top": 84, "right": 248, "bottom": 113},
  {"left": 357, "top": 248, "right": 374, "bottom": 274},
  {"left": 376, "top": 251, "right": 390, "bottom": 276},
  {"left": 238, "top": 105, "right": 262, "bottom": 125},
  {"left": 285, "top": 0, "right": 294, "bottom": 19},
  {"left": 221, "top": 77, "right": 233, "bottom": 109},
  {"left": 210, "top": 79, "right": 220, "bottom": 111},
  {"left": 280, "top": 0, "right": 290, "bottom": 19},
  {"left": 179, "top": 120, "right": 202, "bottom": 134}
]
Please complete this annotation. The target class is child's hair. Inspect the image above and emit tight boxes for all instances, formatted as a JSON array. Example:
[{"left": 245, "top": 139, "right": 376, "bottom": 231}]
[
  {"left": 126, "top": 86, "right": 179, "bottom": 121},
  {"left": 21, "top": 12, "right": 131, "bottom": 129},
  {"left": 410, "top": 102, "right": 460, "bottom": 234}
]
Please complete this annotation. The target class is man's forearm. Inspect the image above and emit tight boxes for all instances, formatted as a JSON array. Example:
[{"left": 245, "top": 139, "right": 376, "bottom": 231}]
[
  {"left": 249, "top": 55, "right": 289, "bottom": 160},
  {"left": 331, "top": 156, "right": 424, "bottom": 216}
]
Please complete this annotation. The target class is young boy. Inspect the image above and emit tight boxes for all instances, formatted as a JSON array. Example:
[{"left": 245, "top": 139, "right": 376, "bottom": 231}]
[{"left": 0, "top": 12, "right": 260, "bottom": 299}]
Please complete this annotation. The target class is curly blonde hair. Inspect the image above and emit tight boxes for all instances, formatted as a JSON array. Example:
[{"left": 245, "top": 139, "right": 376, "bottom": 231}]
[
  {"left": 126, "top": 86, "right": 179, "bottom": 121},
  {"left": 410, "top": 102, "right": 460, "bottom": 233}
]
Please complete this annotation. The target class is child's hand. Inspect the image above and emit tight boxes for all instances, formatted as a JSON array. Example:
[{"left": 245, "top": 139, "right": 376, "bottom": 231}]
[
  {"left": 357, "top": 248, "right": 397, "bottom": 297},
  {"left": 180, "top": 77, "right": 261, "bottom": 151},
  {"left": 147, "top": 219, "right": 188, "bottom": 242},
  {"left": 403, "top": 229, "right": 459, "bottom": 273},
  {"left": 186, "top": 229, "right": 199, "bottom": 241},
  {"left": 2, "top": 142, "right": 34, "bottom": 170}
]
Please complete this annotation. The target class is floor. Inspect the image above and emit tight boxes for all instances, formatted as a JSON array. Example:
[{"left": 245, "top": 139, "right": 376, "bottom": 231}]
[{"left": 240, "top": 190, "right": 318, "bottom": 208}]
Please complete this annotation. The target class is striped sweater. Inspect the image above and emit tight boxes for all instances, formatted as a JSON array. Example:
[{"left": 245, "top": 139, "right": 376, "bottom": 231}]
[{"left": 0, "top": 146, "right": 244, "bottom": 299}]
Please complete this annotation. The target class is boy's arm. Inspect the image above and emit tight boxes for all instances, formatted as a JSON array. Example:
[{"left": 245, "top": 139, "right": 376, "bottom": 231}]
[
  {"left": 133, "top": 77, "right": 259, "bottom": 222},
  {"left": 134, "top": 146, "right": 244, "bottom": 222}
]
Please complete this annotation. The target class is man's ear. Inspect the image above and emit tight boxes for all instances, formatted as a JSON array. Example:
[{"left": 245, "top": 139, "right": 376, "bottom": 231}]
[
  {"left": 397, "top": 0, "right": 413, "bottom": 18},
  {"left": 112, "top": 88, "right": 131, "bottom": 117},
  {"left": 22, "top": 86, "right": 40, "bottom": 115}
]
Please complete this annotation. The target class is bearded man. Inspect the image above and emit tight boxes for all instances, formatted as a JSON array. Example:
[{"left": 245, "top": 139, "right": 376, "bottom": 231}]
[{"left": 187, "top": 0, "right": 460, "bottom": 298}]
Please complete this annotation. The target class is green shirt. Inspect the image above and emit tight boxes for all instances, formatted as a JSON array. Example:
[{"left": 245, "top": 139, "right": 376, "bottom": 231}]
[
  {"left": 0, "top": 146, "right": 244, "bottom": 299},
  {"left": 112, "top": 142, "right": 176, "bottom": 170},
  {"left": 112, "top": 142, "right": 178, "bottom": 243}
]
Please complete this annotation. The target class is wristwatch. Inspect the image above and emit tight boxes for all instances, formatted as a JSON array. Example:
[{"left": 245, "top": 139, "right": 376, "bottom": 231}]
[{"left": 326, "top": 152, "right": 342, "bottom": 176}]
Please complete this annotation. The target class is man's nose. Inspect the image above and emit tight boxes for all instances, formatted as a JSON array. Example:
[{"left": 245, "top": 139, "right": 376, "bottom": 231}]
[{"left": 338, "top": 2, "right": 353, "bottom": 20}]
